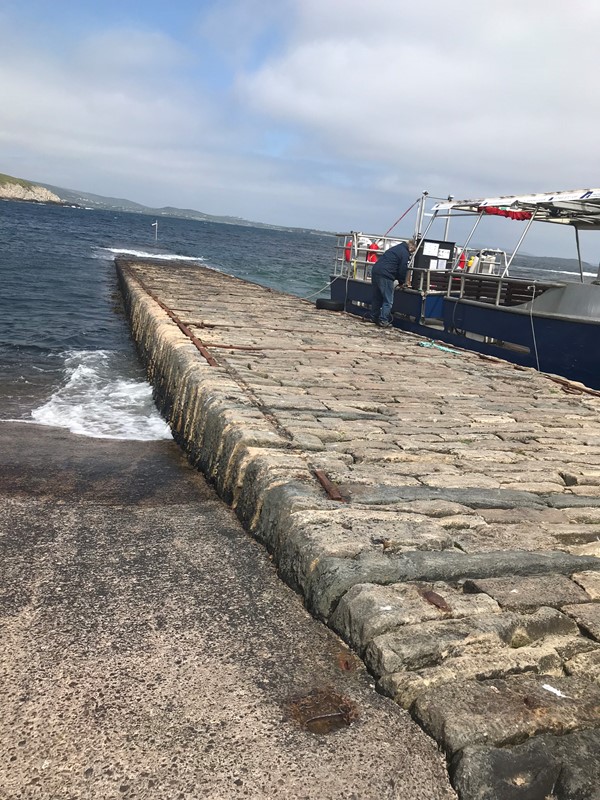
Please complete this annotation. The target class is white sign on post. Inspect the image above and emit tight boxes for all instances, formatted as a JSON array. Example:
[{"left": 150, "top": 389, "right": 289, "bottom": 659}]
[{"left": 423, "top": 242, "right": 439, "bottom": 257}]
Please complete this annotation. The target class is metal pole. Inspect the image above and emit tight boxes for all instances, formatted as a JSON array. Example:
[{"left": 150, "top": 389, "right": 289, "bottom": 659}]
[
  {"left": 460, "top": 212, "right": 485, "bottom": 259},
  {"left": 503, "top": 212, "right": 537, "bottom": 276},
  {"left": 443, "top": 195, "right": 454, "bottom": 240},
  {"left": 407, "top": 210, "right": 439, "bottom": 275},
  {"left": 415, "top": 191, "right": 429, "bottom": 237},
  {"left": 574, "top": 226, "right": 584, "bottom": 283}
]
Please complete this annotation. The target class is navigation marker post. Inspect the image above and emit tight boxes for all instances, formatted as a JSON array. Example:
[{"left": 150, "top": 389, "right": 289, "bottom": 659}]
[{"left": 152, "top": 220, "right": 158, "bottom": 241}]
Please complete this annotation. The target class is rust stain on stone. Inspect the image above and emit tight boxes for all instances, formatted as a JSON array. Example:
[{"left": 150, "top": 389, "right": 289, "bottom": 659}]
[
  {"left": 286, "top": 688, "right": 359, "bottom": 735},
  {"left": 419, "top": 589, "right": 452, "bottom": 613}
]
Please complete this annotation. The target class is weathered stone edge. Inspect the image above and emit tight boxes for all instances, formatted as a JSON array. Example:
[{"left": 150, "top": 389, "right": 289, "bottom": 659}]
[{"left": 117, "top": 263, "right": 600, "bottom": 624}]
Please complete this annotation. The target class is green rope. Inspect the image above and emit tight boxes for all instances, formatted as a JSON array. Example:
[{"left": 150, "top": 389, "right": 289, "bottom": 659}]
[{"left": 418, "top": 341, "right": 460, "bottom": 355}]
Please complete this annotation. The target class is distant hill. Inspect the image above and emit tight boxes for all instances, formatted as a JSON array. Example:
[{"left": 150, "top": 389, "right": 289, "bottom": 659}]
[
  {"left": 38, "top": 182, "right": 323, "bottom": 234},
  {"left": 518, "top": 253, "right": 595, "bottom": 272},
  {"left": 0, "top": 169, "right": 325, "bottom": 234},
  {"left": 0, "top": 172, "right": 61, "bottom": 204}
]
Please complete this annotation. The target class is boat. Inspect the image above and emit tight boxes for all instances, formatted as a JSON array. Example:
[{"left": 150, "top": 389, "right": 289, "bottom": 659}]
[{"left": 326, "top": 189, "right": 600, "bottom": 390}]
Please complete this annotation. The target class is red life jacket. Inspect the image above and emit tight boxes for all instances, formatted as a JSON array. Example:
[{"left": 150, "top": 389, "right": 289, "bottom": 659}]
[{"left": 344, "top": 240, "right": 352, "bottom": 262}]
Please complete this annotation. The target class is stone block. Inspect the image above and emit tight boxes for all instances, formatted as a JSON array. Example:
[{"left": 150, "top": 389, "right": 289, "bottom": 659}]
[
  {"left": 329, "top": 583, "right": 446, "bottom": 653},
  {"left": 305, "top": 550, "right": 600, "bottom": 622},
  {"left": 412, "top": 673, "right": 600, "bottom": 755},
  {"left": 453, "top": 525, "right": 560, "bottom": 554},
  {"left": 476, "top": 507, "right": 567, "bottom": 524},
  {"left": 463, "top": 574, "right": 591, "bottom": 610},
  {"left": 368, "top": 606, "right": 576, "bottom": 678},
  {"left": 336, "top": 484, "right": 546, "bottom": 509},
  {"left": 381, "top": 642, "right": 564, "bottom": 709},
  {"left": 572, "top": 570, "right": 600, "bottom": 599},
  {"left": 565, "top": 649, "right": 600, "bottom": 682},
  {"left": 568, "top": 541, "right": 600, "bottom": 556},
  {"left": 290, "top": 431, "right": 325, "bottom": 451},
  {"left": 453, "top": 729, "right": 600, "bottom": 800},
  {"left": 563, "top": 602, "right": 600, "bottom": 641}
]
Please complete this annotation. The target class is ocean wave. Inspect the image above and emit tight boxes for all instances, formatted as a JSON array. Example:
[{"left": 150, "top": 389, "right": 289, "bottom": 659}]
[
  {"left": 30, "top": 350, "right": 172, "bottom": 441},
  {"left": 100, "top": 247, "right": 204, "bottom": 262}
]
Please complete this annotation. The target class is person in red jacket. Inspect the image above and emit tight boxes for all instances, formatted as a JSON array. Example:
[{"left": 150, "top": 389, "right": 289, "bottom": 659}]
[{"left": 366, "top": 241, "right": 380, "bottom": 263}]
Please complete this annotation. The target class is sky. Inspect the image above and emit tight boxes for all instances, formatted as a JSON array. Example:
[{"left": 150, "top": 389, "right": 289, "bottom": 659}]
[{"left": 1, "top": 0, "right": 599, "bottom": 258}]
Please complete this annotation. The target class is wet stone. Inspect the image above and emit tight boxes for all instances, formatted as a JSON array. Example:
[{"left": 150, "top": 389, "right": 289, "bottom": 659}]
[{"left": 463, "top": 573, "right": 591, "bottom": 611}]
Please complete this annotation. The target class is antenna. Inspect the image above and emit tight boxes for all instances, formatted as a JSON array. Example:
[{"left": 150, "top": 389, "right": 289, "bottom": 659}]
[{"left": 151, "top": 220, "right": 158, "bottom": 242}]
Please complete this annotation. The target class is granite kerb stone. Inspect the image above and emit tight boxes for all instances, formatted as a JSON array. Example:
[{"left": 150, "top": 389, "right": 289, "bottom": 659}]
[
  {"left": 463, "top": 574, "right": 592, "bottom": 611},
  {"left": 341, "top": 484, "right": 548, "bottom": 508},
  {"left": 120, "top": 266, "right": 322, "bottom": 501},
  {"left": 367, "top": 606, "right": 578, "bottom": 678},
  {"left": 304, "top": 550, "right": 600, "bottom": 621},
  {"left": 413, "top": 673, "right": 600, "bottom": 756},
  {"left": 452, "top": 729, "right": 600, "bottom": 800}
]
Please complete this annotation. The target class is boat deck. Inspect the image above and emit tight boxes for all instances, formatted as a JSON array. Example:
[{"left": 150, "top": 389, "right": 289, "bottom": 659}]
[{"left": 118, "top": 257, "right": 600, "bottom": 799}]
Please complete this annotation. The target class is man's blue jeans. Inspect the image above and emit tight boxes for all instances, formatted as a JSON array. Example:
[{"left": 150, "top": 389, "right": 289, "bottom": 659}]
[{"left": 371, "top": 270, "right": 395, "bottom": 324}]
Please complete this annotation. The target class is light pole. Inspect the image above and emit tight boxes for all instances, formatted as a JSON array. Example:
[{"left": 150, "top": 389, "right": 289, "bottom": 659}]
[{"left": 151, "top": 220, "right": 158, "bottom": 242}]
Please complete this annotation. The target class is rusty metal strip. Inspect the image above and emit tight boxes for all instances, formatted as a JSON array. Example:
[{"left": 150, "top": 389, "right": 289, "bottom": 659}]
[
  {"left": 119, "top": 263, "right": 296, "bottom": 441},
  {"left": 122, "top": 266, "right": 219, "bottom": 366},
  {"left": 547, "top": 375, "right": 600, "bottom": 398},
  {"left": 313, "top": 470, "right": 348, "bottom": 503}
]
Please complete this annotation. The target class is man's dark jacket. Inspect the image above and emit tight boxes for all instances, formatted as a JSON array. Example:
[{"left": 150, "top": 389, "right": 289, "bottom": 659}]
[{"left": 372, "top": 241, "right": 411, "bottom": 283}]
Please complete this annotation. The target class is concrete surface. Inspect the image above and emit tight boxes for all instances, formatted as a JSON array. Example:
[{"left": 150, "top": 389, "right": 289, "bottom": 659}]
[{"left": 0, "top": 422, "right": 455, "bottom": 800}]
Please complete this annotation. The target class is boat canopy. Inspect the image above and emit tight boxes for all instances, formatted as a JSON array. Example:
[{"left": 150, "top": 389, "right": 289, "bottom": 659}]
[{"left": 432, "top": 189, "right": 600, "bottom": 230}]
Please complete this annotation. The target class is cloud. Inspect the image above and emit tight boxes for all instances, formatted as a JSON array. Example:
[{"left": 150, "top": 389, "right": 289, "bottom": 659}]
[
  {"left": 1, "top": 0, "right": 600, "bottom": 254},
  {"left": 236, "top": 0, "right": 600, "bottom": 198}
]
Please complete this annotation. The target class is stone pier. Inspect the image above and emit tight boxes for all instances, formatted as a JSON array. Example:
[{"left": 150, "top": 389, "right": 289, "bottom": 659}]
[{"left": 118, "top": 257, "right": 600, "bottom": 799}]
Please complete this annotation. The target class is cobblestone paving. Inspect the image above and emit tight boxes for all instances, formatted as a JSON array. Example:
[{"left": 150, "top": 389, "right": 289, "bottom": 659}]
[{"left": 119, "top": 259, "right": 600, "bottom": 800}]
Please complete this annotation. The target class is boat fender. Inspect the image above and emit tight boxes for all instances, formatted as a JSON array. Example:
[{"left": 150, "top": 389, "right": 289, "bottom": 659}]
[{"left": 316, "top": 298, "right": 345, "bottom": 311}]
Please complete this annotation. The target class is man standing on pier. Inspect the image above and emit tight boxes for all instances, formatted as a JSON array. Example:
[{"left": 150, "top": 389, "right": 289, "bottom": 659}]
[{"left": 369, "top": 238, "right": 417, "bottom": 327}]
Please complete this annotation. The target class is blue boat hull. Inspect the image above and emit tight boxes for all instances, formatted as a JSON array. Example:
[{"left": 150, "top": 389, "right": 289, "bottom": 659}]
[{"left": 330, "top": 276, "right": 600, "bottom": 389}]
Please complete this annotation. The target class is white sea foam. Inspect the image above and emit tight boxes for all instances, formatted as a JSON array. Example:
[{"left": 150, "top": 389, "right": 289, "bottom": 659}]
[
  {"left": 102, "top": 247, "right": 204, "bottom": 262},
  {"left": 30, "top": 350, "right": 172, "bottom": 441}
]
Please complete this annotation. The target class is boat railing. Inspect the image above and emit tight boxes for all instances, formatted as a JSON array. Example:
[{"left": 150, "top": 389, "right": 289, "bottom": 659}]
[
  {"left": 334, "top": 233, "right": 565, "bottom": 308},
  {"left": 333, "top": 233, "right": 407, "bottom": 281},
  {"left": 409, "top": 267, "right": 565, "bottom": 307}
]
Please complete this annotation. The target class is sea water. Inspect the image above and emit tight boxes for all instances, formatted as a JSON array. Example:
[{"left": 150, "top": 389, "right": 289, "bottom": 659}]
[
  {"left": 0, "top": 201, "right": 331, "bottom": 440},
  {"left": 1, "top": 200, "right": 592, "bottom": 441}
]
